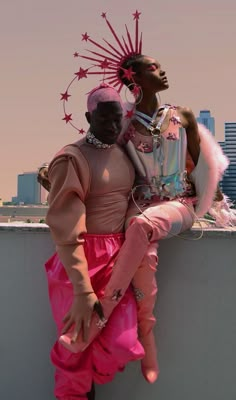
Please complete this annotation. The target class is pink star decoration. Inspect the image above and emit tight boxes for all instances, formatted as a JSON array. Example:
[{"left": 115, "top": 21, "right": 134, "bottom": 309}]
[
  {"left": 81, "top": 32, "right": 90, "bottom": 42},
  {"left": 73, "top": 52, "right": 79, "bottom": 57},
  {"left": 170, "top": 116, "right": 181, "bottom": 125},
  {"left": 122, "top": 67, "right": 136, "bottom": 81},
  {"left": 60, "top": 91, "right": 71, "bottom": 101},
  {"left": 137, "top": 141, "right": 150, "bottom": 152},
  {"left": 125, "top": 109, "right": 134, "bottom": 119},
  {"left": 75, "top": 67, "right": 88, "bottom": 80},
  {"left": 62, "top": 113, "right": 72, "bottom": 123},
  {"left": 100, "top": 59, "right": 110, "bottom": 69},
  {"left": 132, "top": 85, "right": 140, "bottom": 98},
  {"left": 133, "top": 10, "right": 141, "bottom": 20},
  {"left": 101, "top": 12, "right": 107, "bottom": 18},
  {"left": 143, "top": 188, "right": 153, "bottom": 200}
]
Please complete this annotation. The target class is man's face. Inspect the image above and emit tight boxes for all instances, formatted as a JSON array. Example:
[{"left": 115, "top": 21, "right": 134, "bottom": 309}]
[{"left": 89, "top": 101, "right": 123, "bottom": 145}]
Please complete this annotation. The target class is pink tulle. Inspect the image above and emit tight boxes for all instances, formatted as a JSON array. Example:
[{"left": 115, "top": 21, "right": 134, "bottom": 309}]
[
  {"left": 190, "top": 124, "right": 229, "bottom": 216},
  {"left": 45, "top": 233, "right": 144, "bottom": 398}
]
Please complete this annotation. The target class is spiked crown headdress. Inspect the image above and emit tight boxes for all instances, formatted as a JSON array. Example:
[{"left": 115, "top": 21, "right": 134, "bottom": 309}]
[{"left": 61, "top": 10, "right": 143, "bottom": 133}]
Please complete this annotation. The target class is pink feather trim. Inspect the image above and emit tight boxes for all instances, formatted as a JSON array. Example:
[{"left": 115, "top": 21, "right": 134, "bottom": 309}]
[{"left": 190, "top": 124, "right": 229, "bottom": 217}]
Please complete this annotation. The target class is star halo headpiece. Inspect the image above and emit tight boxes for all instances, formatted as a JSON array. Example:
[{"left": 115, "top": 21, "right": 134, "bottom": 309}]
[{"left": 61, "top": 10, "right": 143, "bottom": 134}]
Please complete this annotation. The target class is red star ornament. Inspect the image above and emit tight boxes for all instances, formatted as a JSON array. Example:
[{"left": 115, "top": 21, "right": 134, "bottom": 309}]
[
  {"left": 60, "top": 91, "right": 71, "bottom": 101},
  {"left": 73, "top": 52, "right": 79, "bottom": 57},
  {"left": 75, "top": 67, "right": 88, "bottom": 80},
  {"left": 132, "top": 85, "right": 141, "bottom": 98},
  {"left": 133, "top": 10, "right": 141, "bottom": 20},
  {"left": 101, "top": 12, "right": 107, "bottom": 18},
  {"left": 79, "top": 128, "right": 85, "bottom": 134},
  {"left": 81, "top": 32, "right": 90, "bottom": 42},
  {"left": 122, "top": 67, "right": 136, "bottom": 81},
  {"left": 100, "top": 59, "right": 110, "bottom": 69},
  {"left": 125, "top": 109, "right": 134, "bottom": 119},
  {"left": 62, "top": 113, "right": 72, "bottom": 123}
]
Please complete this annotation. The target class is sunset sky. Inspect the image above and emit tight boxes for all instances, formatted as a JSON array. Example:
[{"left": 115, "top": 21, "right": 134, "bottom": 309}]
[{"left": 1, "top": 0, "right": 236, "bottom": 201}]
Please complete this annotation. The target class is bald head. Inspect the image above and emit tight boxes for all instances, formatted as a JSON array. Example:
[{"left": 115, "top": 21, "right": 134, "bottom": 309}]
[
  {"left": 87, "top": 83, "right": 122, "bottom": 113},
  {"left": 85, "top": 84, "right": 123, "bottom": 146}
]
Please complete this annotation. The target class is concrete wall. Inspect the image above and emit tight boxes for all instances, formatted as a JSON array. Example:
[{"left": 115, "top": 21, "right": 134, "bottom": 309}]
[
  {"left": 0, "top": 206, "right": 48, "bottom": 216},
  {"left": 0, "top": 225, "right": 235, "bottom": 400}
]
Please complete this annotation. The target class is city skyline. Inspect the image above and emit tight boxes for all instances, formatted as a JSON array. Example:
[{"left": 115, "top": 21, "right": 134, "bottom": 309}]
[
  {"left": 12, "top": 171, "right": 47, "bottom": 205},
  {"left": 1, "top": 0, "right": 236, "bottom": 200},
  {"left": 3, "top": 113, "right": 235, "bottom": 204},
  {"left": 197, "top": 110, "right": 215, "bottom": 135}
]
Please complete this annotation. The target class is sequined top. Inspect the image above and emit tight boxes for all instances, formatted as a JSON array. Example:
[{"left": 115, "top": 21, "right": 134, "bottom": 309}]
[{"left": 124, "top": 106, "right": 193, "bottom": 203}]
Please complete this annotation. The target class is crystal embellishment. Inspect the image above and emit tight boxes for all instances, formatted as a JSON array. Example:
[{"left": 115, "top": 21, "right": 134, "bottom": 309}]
[{"left": 86, "top": 131, "right": 112, "bottom": 149}]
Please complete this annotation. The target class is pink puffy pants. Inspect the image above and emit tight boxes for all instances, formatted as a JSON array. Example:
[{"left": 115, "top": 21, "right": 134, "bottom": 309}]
[{"left": 45, "top": 233, "right": 144, "bottom": 399}]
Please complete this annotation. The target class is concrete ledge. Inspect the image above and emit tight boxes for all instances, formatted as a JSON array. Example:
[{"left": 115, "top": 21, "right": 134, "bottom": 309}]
[
  {"left": 0, "top": 226, "right": 236, "bottom": 400},
  {"left": 1, "top": 221, "right": 236, "bottom": 236}
]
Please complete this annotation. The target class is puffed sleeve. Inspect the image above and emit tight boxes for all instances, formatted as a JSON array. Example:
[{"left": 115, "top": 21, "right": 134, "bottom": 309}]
[{"left": 46, "top": 148, "right": 93, "bottom": 294}]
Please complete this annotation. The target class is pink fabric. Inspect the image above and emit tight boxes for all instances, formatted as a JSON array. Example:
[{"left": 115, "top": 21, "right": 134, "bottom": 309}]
[
  {"left": 45, "top": 233, "right": 144, "bottom": 399},
  {"left": 105, "top": 199, "right": 194, "bottom": 301},
  {"left": 190, "top": 123, "right": 229, "bottom": 216},
  {"left": 102, "top": 199, "right": 194, "bottom": 377},
  {"left": 87, "top": 84, "right": 122, "bottom": 113},
  {"left": 132, "top": 241, "right": 160, "bottom": 382},
  {"left": 57, "top": 199, "right": 195, "bottom": 363},
  {"left": 133, "top": 241, "right": 158, "bottom": 336}
]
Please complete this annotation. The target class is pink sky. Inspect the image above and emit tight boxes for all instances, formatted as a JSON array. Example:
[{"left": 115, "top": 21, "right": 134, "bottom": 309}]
[{"left": 1, "top": 0, "right": 236, "bottom": 201}]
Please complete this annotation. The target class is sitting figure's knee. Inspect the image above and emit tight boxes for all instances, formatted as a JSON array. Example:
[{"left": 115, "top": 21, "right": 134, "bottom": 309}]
[{"left": 128, "top": 216, "right": 153, "bottom": 240}]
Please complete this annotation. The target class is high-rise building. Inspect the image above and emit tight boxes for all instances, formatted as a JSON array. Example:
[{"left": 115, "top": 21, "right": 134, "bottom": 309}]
[
  {"left": 197, "top": 110, "right": 215, "bottom": 135},
  {"left": 16, "top": 171, "right": 42, "bottom": 205},
  {"left": 219, "top": 123, "right": 236, "bottom": 201}
]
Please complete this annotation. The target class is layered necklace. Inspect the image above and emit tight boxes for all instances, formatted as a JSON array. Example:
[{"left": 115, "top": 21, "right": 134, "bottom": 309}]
[{"left": 86, "top": 131, "right": 112, "bottom": 149}]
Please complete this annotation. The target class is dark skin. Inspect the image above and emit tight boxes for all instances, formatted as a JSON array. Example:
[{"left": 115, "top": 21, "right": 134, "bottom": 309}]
[
  {"left": 37, "top": 166, "right": 50, "bottom": 191},
  {"left": 47, "top": 100, "right": 124, "bottom": 342},
  {"left": 47, "top": 101, "right": 123, "bottom": 400},
  {"left": 61, "top": 100, "right": 123, "bottom": 337},
  {"left": 37, "top": 101, "right": 126, "bottom": 400},
  {"left": 37, "top": 102, "right": 123, "bottom": 191},
  {"left": 130, "top": 55, "right": 223, "bottom": 200},
  {"left": 85, "top": 101, "right": 123, "bottom": 145},
  {"left": 131, "top": 56, "right": 200, "bottom": 163}
]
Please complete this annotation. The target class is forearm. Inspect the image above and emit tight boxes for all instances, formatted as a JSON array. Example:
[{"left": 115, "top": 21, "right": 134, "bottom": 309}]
[
  {"left": 57, "top": 243, "right": 94, "bottom": 295},
  {"left": 179, "top": 107, "right": 200, "bottom": 166},
  {"left": 214, "top": 185, "right": 223, "bottom": 201}
]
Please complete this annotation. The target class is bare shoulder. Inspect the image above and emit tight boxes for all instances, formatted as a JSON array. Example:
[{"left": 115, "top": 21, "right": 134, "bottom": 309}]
[
  {"left": 177, "top": 106, "right": 195, "bottom": 122},
  {"left": 176, "top": 106, "right": 197, "bottom": 129}
]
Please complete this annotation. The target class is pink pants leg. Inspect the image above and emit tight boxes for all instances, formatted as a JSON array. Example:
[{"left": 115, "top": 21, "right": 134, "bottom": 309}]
[
  {"left": 131, "top": 241, "right": 159, "bottom": 382},
  {"left": 104, "top": 200, "right": 194, "bottom": 382},
  {"left": 105, "top": 200, "right": 194, "bottom": 302},
  {"left": 56, "top": 200, "right": 194, "bottom": 383},
  {"left": 45, "top": 234, "right": 144, "bottom": 399}
]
